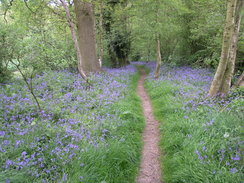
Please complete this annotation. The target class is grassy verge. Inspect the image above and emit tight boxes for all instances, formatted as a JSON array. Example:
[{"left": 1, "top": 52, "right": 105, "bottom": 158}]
[{"left": 145, "top": 67, "right": 243, "bottom": 183}]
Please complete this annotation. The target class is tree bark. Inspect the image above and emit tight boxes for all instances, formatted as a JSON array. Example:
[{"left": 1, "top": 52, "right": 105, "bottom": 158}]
[
  {"left": 154, "top": 35, "right": 162, "bottom": 79},
  {"left": 208, "top": 0, "right": 237, "bottom": 96},
  {"left": 60, "top": 0, "right": 87, "bottom": 80},
  {"left": 220, "top": 0, "right": 244, "bottom": 94},
  {"left": 74, "top": 0, "right": 101, "bottom": 74}
]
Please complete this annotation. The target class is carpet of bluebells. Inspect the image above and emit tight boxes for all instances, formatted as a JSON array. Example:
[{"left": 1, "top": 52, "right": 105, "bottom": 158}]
[
  {"left": 1, "top": 61, "right": 243, "bottom": 182},
  {"left": 0, "top": 65, "right": 140, "bottom": 182},
  {"left": 144, "top": 62, "right": 243, "bottom": 182}
]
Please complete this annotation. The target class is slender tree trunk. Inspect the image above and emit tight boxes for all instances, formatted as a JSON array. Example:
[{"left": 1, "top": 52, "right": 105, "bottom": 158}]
[
  {"left": 154, "top": 35, "right": 162, "bottom": 79},
  {"left": 147, "top": 41, "right": 151, "bottom": 62},
  {"left": 154, "top": 1, "right": 162, "bottom": 79},
  {"left": 10, "top": 59, "right": 41, "bottom": 111},
  {"left": 99, "top": 1, "right": 104, "bottom": 67},
  {"left": 220, "top": 0, "right": 244, "bottom": 94},
  {"left": 208, "top": 0, "right": 237, "bottom": 96},
  {"left": 60, "top": 0, "right": 87, "bottom": 80},
  {"left": 74, "top": 0, "right": 101, "bottom": 74}
]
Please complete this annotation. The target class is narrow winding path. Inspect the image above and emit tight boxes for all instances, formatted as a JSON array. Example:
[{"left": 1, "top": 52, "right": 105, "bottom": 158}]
[{"left": 136, "top": 69, "right": 162, "bottom": 183}]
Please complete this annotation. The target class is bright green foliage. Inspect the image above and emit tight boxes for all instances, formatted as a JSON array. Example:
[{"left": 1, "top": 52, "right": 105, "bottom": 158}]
[
  {"left": 179, "top": 0, "right": 225, "bottom": 66},
  {"left": 0, "top": 0, "right": 77, "bottom": 80}
]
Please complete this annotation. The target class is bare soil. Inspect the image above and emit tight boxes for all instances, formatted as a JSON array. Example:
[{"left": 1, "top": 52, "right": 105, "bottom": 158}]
[{"left": 136, "top": 69, "right": 163, "bottom": 183}]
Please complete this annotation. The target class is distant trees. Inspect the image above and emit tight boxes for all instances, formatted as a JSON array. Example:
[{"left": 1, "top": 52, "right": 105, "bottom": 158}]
[
  {"left": 103, "top": 0, "right": 131, "bottom": 67},
  {"left": 130, "top": 0, "right": 183, "bottom": 77},
  {"left": 209, "top": 0, "right": 244, "bottom": 96},
  {"left": 130, "top": 0, "right": 242, "bottom": 69}
]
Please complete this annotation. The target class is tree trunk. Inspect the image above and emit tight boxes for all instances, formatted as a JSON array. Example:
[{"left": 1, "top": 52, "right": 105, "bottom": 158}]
[
  {"left": 60, "top": 0, "right": 87, "bottom": 80},
  {"left": 220, "top": 0, "right": 244, "bottom": 94},
  {"left": 154, "top": 1, "right": 162, "bottom": 79},
  {"left": 98, "top": 0, "right": 104, "bottom": 67},
  {"left": 74, "top": 0, "right": 101, "bottom": 74},
  {"left": 154, "top": 35, "right": 162, "bottom": 79},
  {"left": 208, "top": 0, "right": 237, "bottom": 96}
]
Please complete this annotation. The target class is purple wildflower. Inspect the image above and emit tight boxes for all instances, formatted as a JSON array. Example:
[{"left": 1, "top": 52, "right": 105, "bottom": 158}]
[
  {"left": 5, "top": 159, "right": 13, "bottom": 168},
  {"left": 231, "top": 155, "right": 240, "bottom": 161},
  {"left": 3, "top": 140, "right": 10, "bottom": 146},
  {"left": 0, "top": 131, "right": 5, "bottom": 136},
  {"left": 62, "top": 173, "right": 68, "bottom": 181},
  {"left": 21, "top": 151, "right": 27, "bottom": 157},
  {"left": 230, "top": 168, "right": 238, "bottom": 174},
  {"left": 202, "top": 146, "right": 207, "bottom": 151}
]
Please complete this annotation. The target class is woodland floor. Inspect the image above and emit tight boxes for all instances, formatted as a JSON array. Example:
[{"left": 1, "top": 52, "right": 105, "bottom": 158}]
[{"left": 136, "top": 69, "right": 163, "bottom": 183}]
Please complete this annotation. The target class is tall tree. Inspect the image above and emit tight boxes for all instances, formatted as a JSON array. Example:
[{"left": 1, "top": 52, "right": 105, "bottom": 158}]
[
  {"left": 60, "top": 0, "right": 87, "bottom": 80},
  {"left": 154, "top": 34, "right": 162, "bottom": 78},
  {"left": 209, "top": 0, "right": 243, "bottom": 96},
  {"left": 220, "top": 0, "right": 244, "bottom": 93},
  {"left": 73, "top": 0, "right": 101, "bottom": 73}
]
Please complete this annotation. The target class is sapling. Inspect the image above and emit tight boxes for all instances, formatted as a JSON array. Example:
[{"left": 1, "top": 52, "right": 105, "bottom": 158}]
[{"left": 9, "top": 57, "right": 41, "bottom": 111}]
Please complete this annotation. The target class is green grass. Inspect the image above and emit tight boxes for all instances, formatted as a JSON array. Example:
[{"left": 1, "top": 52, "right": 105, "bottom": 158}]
[{"left": 145, "top": 79, "right": 243, "bottom": 183}]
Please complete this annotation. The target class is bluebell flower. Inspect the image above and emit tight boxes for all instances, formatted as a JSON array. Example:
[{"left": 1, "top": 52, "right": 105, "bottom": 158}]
[{"left": 230, "top": 168, "right": 238, "bottom": 174}]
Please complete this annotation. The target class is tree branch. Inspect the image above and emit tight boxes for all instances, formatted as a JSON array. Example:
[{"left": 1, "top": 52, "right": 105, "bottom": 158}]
[
  {"left": 2, "top": 0, "right": 14, "bottom": 23},
  {"left": 24, "top": 0, "right": 35, "bottom": 14}
]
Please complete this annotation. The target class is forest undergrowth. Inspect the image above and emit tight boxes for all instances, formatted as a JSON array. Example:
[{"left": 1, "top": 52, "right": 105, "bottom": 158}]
[
  {"left": 144, "top": 62, "right": 243, "bottom": 183},
  {"left": 0, "top": 66, "right": 144, "bottom": 183}
]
